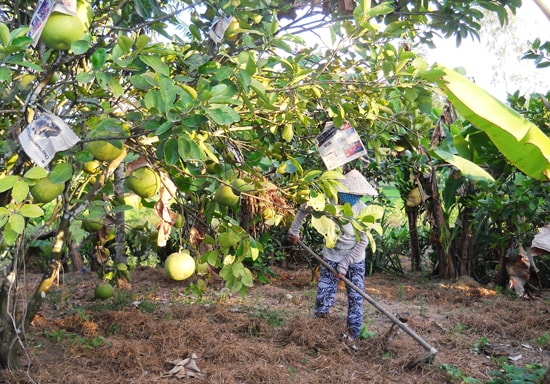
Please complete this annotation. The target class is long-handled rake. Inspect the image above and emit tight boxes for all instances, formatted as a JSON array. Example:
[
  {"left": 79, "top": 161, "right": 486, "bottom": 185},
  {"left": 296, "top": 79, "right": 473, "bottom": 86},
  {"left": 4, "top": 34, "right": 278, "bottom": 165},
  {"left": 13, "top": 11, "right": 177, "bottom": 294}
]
[{"left": 297, "top": 239, "right": 438, "bottom": 367}]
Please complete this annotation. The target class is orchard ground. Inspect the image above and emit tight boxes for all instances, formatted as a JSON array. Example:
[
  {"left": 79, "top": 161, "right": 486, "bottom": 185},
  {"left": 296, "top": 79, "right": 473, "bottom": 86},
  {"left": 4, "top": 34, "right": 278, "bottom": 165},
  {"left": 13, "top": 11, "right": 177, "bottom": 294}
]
[{"left": 4, "top": 258, "right": 550, "bottom": 384}]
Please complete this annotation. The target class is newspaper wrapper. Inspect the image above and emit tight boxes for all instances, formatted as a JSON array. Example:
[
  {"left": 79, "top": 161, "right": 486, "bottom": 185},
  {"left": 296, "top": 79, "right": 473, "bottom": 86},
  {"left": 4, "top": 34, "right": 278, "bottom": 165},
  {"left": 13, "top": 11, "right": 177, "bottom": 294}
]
[
  {"left": 28, "top": 0, "right": 77, "bottom": 47},
  {"left": 316, "top": 121, "right": 368, "bottom": 170},
  {"left": 19, "top": 113, "right": 80, "bottom": 167},
  {"left": 208, "top": 16, "right": 233, "bottom": 43}
]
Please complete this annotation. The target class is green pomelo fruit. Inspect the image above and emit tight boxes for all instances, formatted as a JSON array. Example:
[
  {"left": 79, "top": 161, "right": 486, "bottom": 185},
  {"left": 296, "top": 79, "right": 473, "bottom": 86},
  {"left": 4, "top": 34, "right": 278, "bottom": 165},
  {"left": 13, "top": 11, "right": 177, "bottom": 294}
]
[
  {"left": 30, "top": 176, "right": 65, "bottom": 204},
  {"left": 174, "top": 214, "right": 184, "bottom": 228},
  {"left": 94, "top": 282, "right": 113, "bottom": 299},
  {"left": 82, "top": 217, "right": 103, "bottom": 232},
  {"left": 205, "top": 161, "right": 223, "bottom": 175},
  {"left": 231, "top": 178, "right": 255, "bottom": 194},
  {"left": 125, "top": 167, "right": 160, "bottom": 198},
  {"left": 215, "top": 185, "right": 239, "bottom": 206},
  {"left": 165, "top": 252, "right": 196, "bottom": 281},
  {"left": 40, "top": 2, "right": 92, "bottom": 50},
  {"left": 84, "top": 139, "right": 125, "bottom": 162}
]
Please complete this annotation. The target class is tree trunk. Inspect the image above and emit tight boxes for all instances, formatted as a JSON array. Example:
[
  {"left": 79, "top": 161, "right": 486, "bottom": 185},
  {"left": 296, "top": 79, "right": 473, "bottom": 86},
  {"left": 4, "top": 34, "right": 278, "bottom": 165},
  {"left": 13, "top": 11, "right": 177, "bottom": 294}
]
[
  {"left": 458, "top": 207, "right": 474, "bottom": 276},
  {"left": 429, "top": 168, "right": 456, "bottom": 279},
  {"left": 0, "top": 270, "right": 19, "bottom": 369},
  {"left": 114, "top": 164, "right": 127, "bottom": 264},
  {"left": 407, "top": 207, "right": 421, "bottom": 272}
]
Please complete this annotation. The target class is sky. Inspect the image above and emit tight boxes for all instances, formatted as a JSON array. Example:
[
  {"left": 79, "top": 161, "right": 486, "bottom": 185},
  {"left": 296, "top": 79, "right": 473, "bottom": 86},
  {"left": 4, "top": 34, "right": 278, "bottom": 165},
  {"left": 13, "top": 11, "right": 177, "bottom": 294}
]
[{"left": 424, "top": 0, "right": 550, "bottom": 101}]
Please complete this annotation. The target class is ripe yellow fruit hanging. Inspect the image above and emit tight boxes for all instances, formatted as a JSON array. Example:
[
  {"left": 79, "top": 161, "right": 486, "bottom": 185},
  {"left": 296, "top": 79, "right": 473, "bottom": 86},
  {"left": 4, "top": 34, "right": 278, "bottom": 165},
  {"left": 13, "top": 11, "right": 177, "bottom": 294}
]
[
  {"left": 165, "top": 252, "right": 196, "bottom": 281},
  {"left": 125, "top": 167, "right": 160, "bottom": 198}
]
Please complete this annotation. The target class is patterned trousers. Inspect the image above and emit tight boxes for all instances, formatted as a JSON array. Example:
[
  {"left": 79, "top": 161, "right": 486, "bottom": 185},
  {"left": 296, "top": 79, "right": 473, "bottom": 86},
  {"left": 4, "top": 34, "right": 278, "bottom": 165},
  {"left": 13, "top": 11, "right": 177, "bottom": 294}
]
[{"left": 314, "top": 259, "right": 365, "bottom": 339}]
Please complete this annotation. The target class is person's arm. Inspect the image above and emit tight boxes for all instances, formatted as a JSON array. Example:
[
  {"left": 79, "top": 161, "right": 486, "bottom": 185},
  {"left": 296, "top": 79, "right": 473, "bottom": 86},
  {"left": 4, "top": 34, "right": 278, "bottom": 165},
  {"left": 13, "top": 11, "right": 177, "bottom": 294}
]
[
  {"left": 288, "top": 204, "right": 310, "bottom": 244},
  {"left": 336, "top": 230, "right": 368, "bottom": 276}
]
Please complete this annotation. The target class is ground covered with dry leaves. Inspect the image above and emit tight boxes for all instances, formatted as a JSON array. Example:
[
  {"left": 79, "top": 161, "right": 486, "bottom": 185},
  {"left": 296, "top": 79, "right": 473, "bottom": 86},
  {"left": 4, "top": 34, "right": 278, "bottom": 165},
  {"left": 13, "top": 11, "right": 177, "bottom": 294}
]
[{"left": 3, "top": 263, "right": 550, "bottom": 384}]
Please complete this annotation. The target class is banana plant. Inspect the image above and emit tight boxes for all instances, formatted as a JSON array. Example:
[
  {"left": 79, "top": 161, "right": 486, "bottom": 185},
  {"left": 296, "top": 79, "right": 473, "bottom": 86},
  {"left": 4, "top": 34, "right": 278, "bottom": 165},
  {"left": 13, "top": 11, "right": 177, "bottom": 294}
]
[{"left": 432, "top": 65, "right": 550, "bottom": 181}]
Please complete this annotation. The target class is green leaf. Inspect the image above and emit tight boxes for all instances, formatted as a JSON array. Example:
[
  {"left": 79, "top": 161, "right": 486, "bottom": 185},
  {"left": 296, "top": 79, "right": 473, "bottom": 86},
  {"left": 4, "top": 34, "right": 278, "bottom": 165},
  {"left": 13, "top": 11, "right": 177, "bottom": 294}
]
[
  {"left": 178, "top": 136, "right": 203, "bottom": 161},
  {"left": 24, "top": 167, "right": 48, "bottom": 179},
  {"left": 51, "top": 163, "right": 73, "bottom": 183},
  {"left": 209, "top": 83, "right": 239, "bottom": 104},
  {"left": 0, "top": 23, "right": 9, "bottom": 47},
  {"left": 433, "top": 148, "right": 495, "bottom": 182},
  {"left": 241, "top": 268, "right": 254, "bottom": 287},
  {"left": 281, "top": 124, "right": 294, "bottom": 142},
  {"left": 76, "top": 72, "right": 95, "bottom": 84},
  {"left": 0, "top": 175, "right": 18, "bottom": 192},
  {"left": 205, "top": 105, "right": 240, "bottom": 125},
  {"left": 0, "top": 67, "right": 11, "bottom": 81},
  {"left": 438, "top": 65, "right": 550, "bottom": 181},
  {"left": 109, "top": 77, "right": 124, "bottom": 96},
  {"left": 312, "top": 216, "right": 340, "bottom": 248},
  {"left": 0, "top": 207, "right": 8, "bottom": 229},
  {"left": 232, "top": 262, "right": 246, "bottom": 277},
  {"left": 2, "top": 225, "right": 17, "bottom": 245},
  {"left": 140, "top": 55, "right": 169, "bottom": 76},
  {"left": 203, "top": 249, "right": 220, "bottom": 267},
  {"left": 19, "top": 204, "right": 44, "bottom": 218},
  {"left": 218, "top": 230, "right": 241, "bottom": 249},
  {"left": 71, "top": 39, "right": 89, "bottom": 54},
  {"left": 117, "top": 35, "right": 133, "bottom": 53},
  {"left": 162, "top": 137, "right": 179, "bottom": 165},
  {"left": 160, "top": 76, "right": 176, "bottom": 107},
  {"left": 12, "top": 180, "right": 29, "bottom": 203},
  {"left": 91, "top": 48, "right": 107, "bottom": 70},
  {"left": 8, "top": 213, "right": 25, "bottom": 234}
]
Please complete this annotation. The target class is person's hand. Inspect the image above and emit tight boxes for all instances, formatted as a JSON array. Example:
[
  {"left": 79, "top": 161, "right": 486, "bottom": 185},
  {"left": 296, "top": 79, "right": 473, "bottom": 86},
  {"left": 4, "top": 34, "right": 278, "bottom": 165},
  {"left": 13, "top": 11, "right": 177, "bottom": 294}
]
[
  {"left": 288, "top": 234, "right": 299, "bottom": 245},
  {"left": 334, "top": 273, "right": 344, "bottom": 280}
]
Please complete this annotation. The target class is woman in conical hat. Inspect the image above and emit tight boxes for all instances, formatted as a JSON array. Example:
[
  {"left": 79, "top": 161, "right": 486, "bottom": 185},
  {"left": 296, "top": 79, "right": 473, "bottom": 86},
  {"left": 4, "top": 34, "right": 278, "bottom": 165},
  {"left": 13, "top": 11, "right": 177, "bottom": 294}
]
[{"left": 288, "top": 169, "right": 377, "bottom": 348}]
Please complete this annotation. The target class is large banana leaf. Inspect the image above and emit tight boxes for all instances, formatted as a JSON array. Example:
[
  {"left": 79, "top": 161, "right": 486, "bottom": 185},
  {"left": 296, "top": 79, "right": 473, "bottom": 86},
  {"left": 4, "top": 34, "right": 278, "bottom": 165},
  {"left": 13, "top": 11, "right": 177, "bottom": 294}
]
[
  {"left": 436, "top": 65, "right": 550, "bottom": 181},
  {"left": 433, "top": 148, "right": 495, "bottom": 182}
]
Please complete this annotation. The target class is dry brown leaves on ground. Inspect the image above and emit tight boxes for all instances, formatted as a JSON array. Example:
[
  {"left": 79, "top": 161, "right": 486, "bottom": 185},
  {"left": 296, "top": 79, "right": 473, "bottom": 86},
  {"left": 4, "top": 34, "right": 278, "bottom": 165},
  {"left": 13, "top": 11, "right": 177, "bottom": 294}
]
[{"left": 2, "top": 265, "right": 549, "bottom": 384}]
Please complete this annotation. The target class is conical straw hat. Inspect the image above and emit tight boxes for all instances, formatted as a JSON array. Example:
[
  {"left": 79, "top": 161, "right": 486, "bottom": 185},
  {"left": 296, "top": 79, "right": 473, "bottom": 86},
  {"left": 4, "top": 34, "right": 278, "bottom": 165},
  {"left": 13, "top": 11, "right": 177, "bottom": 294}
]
[{"left": 338, "top": 169, "right": 378, "bottom": 196}]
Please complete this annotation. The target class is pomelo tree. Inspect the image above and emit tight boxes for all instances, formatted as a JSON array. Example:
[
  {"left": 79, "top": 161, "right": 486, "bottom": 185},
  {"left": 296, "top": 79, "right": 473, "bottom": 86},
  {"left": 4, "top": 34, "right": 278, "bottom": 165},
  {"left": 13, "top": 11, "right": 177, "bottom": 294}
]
[{"left": 0, "top": 0, "right": 541, "bottom": 369}]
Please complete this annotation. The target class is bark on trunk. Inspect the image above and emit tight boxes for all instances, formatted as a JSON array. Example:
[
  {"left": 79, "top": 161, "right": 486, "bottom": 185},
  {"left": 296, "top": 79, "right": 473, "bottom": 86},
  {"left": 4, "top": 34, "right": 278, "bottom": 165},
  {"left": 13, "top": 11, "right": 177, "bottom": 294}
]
[
  {"left": 458, "top": 208, "right": 474, "bottom": 276},
  {"left": 0, "top": 272, "right": 18, "bottom": 369},
  {"left": 114, "top": 164, "right": 127, "bottom": 264},
  {"left": 407, "top": 208, "right": 421, "bottom": 272},
  {"left": 429, "top": 168, "right": 455, "bottom": 279}
]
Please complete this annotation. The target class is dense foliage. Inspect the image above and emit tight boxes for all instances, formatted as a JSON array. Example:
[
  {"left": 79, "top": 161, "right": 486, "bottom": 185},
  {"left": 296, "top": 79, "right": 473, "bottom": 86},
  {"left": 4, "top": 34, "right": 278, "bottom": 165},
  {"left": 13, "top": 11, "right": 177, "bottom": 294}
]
[{"left": 0, "top": 0, "right": 548, "bottom": 370}]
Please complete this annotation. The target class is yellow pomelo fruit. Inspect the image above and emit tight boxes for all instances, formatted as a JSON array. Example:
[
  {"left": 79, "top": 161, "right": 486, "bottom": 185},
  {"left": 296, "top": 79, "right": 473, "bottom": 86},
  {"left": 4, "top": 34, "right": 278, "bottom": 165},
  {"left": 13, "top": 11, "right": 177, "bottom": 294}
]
[
  {"left": 94, "top": 282, "right": 113, "bottom": 299},
  {"left": 30, "top": 176, "right": 65, "bottom": 204},
  {"left": 231, "top": 178, "right": 255, "bottom": 194},
  {"left": 165, "top": 252, "right": 196, "bottom": 281},
  {"left": 84, "top": 139, "right": 125, "bottom": 162},
  {"left": 125, "top": 167, "right": 160, "bottom": 198},
  {"left": 406, "top": 187, "right": 422, "bottom": 207},
  {"left": 224, "top": 18, "right": 240, "bottom": 41},
  {"left": 83, "top": 160, "right": 101, "bottom": 174},
  {"left": 215, "top": 185, "right": 239, "bottom": 206},
  {"left": 40, "top": 2, "right": 92, "bottom": 50}
]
